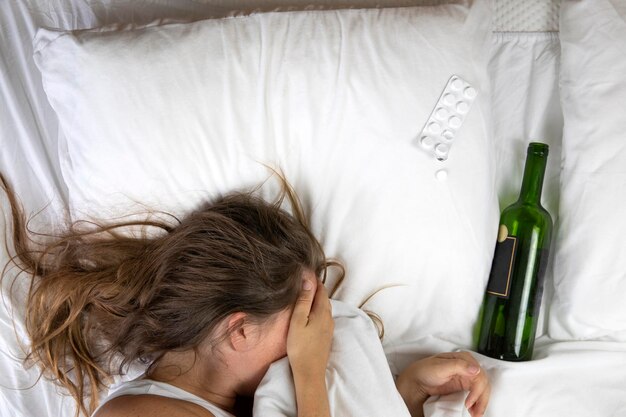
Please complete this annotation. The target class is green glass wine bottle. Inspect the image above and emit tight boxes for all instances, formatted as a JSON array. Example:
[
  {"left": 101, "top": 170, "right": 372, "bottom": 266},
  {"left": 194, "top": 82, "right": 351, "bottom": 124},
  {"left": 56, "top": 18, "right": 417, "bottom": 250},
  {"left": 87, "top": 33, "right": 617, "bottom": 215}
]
[{"left": 477, "top": 142, "right": 553, "bottom": 361}]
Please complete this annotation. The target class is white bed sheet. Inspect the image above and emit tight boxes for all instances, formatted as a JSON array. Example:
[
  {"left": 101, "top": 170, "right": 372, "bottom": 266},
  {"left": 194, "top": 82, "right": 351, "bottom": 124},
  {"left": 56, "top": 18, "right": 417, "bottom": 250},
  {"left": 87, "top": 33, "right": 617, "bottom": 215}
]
[{"left": 1, "top": 1, "right": 625, "bottom": 417}]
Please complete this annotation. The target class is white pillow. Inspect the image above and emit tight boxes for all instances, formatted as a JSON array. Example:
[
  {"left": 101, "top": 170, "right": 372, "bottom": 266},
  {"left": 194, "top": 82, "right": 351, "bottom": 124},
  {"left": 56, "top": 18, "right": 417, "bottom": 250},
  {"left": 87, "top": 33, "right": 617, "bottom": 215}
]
[
  {"left": 33, "top": 2, "right": 496, "bottom": 353},
  {"left": 253, "top": 300, "right": 411, "bottom": 417},
  {"left": 550, "top": 0, "right": 626, "bottom": 341}
]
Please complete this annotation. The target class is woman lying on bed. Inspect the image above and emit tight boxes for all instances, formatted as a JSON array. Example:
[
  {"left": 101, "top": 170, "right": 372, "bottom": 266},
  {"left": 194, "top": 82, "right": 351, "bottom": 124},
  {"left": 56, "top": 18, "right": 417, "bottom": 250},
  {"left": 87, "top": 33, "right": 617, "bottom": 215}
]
[{"left": 0, "top": 173, "right": 490, "bottom": 417}]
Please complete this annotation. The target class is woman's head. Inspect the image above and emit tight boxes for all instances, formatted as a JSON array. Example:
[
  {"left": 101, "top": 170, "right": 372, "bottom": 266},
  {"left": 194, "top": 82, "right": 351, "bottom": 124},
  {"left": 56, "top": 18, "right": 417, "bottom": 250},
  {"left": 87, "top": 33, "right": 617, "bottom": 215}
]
[
  {"left": 112, "top": 190, "right": 325, "bottom": 357},
  {"left": 0, "top": 172, "right": 331, "bottom": 416}
]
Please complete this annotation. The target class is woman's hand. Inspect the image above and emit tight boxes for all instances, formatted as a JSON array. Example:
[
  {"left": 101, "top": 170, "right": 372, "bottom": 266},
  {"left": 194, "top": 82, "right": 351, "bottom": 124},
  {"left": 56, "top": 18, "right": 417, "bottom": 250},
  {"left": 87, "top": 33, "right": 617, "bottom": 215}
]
[
  {"left": 287, "top": 274, "right": 334, "bottom": 417},
  {"left": 396, "top": 351, "right": 490, "bottom": 417},
  {"left": 287, "top": 275, "right": 334, "bottom": 376}
]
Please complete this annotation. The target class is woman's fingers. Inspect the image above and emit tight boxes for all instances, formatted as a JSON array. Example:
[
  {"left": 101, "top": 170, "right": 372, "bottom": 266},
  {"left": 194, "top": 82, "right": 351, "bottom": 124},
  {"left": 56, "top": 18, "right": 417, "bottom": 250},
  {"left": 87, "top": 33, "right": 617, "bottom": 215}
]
[
  {"left": 429, "top": 357, "right": 480, "bottom": 383},
  {"left": 287, "top": 273, "right": 334, "bottom": 379},
  {"left": 308, "top": 280, "right": 334, "bottom": 340},
  {"left": 290, "top": 276, "right": 316, "bottom": 327},
  {"left": 430, "top": 352, "right": 490, "bottom": 417},
  {"left": 467, "top": 378, "right": 490, "bottom": 417},
  {"left": 436, "top": 351, "right": 481, "bottom": 368},
  {"left": 310, "top": 279, "right": 331, "bottom": 318},
  {"left": 456, "top": 353, "right": 490, "bottom": 417},
  {"left": 464, "top": 371, "right": 489, "bottom": 408}
]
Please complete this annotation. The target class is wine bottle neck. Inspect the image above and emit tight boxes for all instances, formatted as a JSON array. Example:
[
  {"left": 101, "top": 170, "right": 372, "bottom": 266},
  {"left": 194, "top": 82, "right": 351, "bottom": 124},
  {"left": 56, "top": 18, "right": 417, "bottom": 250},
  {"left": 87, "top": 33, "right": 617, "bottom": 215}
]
[{"left": 518, "top": 144, "right": 548, "bottom": 205}]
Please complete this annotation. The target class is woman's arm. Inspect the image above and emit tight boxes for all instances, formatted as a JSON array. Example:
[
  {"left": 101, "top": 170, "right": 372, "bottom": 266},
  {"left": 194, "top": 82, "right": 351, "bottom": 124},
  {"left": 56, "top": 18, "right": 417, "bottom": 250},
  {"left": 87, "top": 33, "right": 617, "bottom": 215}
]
[
  {"left": 292, "top": 370, "right": 330, "bottom": 417},
  {"left": 287, "top": 275, "right": 334, "bottom": 417}
]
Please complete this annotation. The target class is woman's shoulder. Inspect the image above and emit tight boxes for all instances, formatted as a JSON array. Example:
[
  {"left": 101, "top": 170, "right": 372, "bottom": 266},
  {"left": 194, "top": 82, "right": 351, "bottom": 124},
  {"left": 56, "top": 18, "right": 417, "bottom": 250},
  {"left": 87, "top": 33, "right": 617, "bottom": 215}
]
[{"left": 94, "top": 394, "right": 216, "bottom": 417}]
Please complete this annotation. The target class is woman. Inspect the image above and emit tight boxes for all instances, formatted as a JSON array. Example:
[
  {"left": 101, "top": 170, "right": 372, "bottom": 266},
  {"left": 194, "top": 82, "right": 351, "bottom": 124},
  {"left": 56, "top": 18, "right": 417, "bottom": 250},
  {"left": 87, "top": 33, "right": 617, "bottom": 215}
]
[{"left": 0, "top": 173, "right": 489, "bottom": 417}]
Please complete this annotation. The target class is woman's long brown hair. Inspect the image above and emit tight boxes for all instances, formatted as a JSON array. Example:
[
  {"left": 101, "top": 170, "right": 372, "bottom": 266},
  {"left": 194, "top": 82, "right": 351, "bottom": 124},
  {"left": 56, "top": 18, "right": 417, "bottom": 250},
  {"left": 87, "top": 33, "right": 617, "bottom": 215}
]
[{"left": 0, "top": 171, "right": 345, "bottom": 417}]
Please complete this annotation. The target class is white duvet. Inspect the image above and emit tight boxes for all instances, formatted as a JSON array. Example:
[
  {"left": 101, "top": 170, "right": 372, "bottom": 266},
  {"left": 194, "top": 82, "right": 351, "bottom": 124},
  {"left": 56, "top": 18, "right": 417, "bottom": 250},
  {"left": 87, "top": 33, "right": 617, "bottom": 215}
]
[{"left": 253, "top": 301, "right": 411, "bottom": 417}]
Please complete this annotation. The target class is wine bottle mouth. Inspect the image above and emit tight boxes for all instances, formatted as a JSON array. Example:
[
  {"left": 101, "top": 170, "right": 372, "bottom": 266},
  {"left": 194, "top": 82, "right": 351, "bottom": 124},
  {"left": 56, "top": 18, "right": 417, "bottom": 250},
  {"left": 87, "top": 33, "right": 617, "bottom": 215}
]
[{"left": 528, "top": 142, "right": 549, "bottom": 155}]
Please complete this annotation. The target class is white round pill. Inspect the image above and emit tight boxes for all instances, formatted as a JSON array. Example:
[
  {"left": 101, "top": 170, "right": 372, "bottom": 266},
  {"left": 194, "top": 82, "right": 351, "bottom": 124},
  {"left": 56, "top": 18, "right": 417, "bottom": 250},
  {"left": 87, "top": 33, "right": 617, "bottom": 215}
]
[
  {"left": 435, "top": 169, "right": 448, "bottom": 181},
  {"left": 420, "top": 136, "right": 434, "bottom": 149},
  {"left": 442, "top": 130, "right": 454, "bottom": 141},
  {"left": 435, "top": 143, "right": 449, "bottom": 157},
  {"left": 450, "top": 79, "right": 463, "bottom": 91},
  {"left": 449, "top": 116, "right": 462, "bottom": 129},
  {"left": 435, "top": 108, "right": 449, "bottom": 119},
  {"left": 464, "top": 86, "right": 477, "bottom": 99},
  {"left": 428, "top": 122, "right": 442, "bottom": 134},
  {"left": 456, "top": 101, "right": 469, "bottom": 113},
  {"left": 442, "top": 93, "right": 454, "bottom": 105}
]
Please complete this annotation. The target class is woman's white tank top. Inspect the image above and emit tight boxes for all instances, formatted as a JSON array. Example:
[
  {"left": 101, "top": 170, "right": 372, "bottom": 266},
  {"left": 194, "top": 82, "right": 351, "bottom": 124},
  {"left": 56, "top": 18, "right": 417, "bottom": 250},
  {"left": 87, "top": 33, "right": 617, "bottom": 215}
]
[{"left": 91, "top": 378, "right": 235, "bottom": 417}]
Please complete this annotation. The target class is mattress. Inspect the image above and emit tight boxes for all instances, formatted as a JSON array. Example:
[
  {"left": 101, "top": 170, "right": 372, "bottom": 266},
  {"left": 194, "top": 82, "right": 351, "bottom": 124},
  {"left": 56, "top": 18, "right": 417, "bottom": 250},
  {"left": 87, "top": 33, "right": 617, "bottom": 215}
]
[{"left": 3, "top": 1, "right": 623, "bottom": 417}]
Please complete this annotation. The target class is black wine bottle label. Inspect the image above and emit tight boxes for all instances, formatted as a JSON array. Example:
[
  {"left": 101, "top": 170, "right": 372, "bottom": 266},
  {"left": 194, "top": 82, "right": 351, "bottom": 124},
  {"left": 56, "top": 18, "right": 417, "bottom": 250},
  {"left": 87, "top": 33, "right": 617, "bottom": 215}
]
[{"left": 486, "top": 232, "right": 517, "bottom": 299}]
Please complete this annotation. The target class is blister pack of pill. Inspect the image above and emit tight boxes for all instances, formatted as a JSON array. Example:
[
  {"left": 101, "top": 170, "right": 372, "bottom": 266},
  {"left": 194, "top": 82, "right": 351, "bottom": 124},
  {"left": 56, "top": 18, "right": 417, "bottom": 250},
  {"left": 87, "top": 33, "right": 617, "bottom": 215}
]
[{"left": 418, "top": 75, "right": 477, "bottom": 161}]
